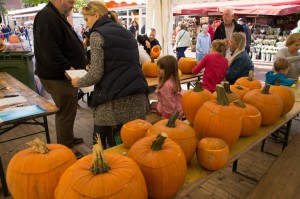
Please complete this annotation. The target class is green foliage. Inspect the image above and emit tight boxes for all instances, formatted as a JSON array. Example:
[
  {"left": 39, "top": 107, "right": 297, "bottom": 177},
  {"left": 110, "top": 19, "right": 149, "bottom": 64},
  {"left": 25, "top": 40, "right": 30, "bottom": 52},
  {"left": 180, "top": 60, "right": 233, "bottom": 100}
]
[{"left": 21, "top": 0, "right": 88, "bottom": 12}]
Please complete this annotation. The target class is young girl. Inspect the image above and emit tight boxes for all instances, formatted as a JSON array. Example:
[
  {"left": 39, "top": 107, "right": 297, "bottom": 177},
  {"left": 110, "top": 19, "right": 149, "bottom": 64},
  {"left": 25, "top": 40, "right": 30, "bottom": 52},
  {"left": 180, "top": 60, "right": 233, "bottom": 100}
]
[
  {"left": 192, "top": 40, "right": 228, "bottom": 92},
  {"left": 150, "top": 55, "right": 184, "bottom": 119}
]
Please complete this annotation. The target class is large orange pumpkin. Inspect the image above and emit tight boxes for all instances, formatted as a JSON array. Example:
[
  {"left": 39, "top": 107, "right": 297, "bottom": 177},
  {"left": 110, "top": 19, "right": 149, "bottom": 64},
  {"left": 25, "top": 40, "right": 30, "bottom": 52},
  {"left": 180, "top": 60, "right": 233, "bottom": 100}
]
[
  {"left": 147, "top": 112, "right": 198, "bottom": 161},
  {"left": 233, "top": 100, "right": 262, "bottom": 136},
  {"left": 150, "top": 45, "right": 160, "bottom": 59},
  {"left": 6, "top": 138, "right": 77, "bottom": 199},
  {"left": 55, "top": 138, "right": 148, "bottom": 199},
  {"left": 128, "top": 133, "right": 187, "bottom": 199},
  {"left": 230, "top": 84, "right": 249, "bottom": 99},
  {"left": 243, "top": 84, "right": 283, "bottom": 125},
  {"left": 8, "top": 34, "right": 21, "bottom": 43},
  {"left": 234, "top": 70, "right": 262, "bottom": 90},
  {"left": 193, "top": 84, "right": 242, "bottom": 147},
  {"left": 269, "top": 78, "right": 295, "bottom": 116},
  {"left": 120, "top": 119, "right": 152, "bottom": 148},
  {"left": 142, "top": 57, "right": 158, "bottom": 77},
  {"left": 178, "top": 57, "right": 197, "bottom": 74},
  {"left": 182, "top": 81, "right": 214, "bottom": 124},
  {"left": 196, "top": 137, "right": 230, "bottom": 171}
]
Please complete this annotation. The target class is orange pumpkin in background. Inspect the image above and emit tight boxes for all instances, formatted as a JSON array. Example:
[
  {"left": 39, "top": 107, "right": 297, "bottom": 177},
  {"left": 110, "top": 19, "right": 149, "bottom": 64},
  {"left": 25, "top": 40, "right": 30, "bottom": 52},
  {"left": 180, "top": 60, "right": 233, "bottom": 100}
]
[
  {"left": 8, "top": 34, "right": 21, "bottom": 43},
  {"left": 234, "top": 70, "right": 262, "bottom": 90},
  {"left": 142, "top": 57, "right": 158, "bottom": 77},
  {"left": 230, "top": 84, "right": 250, "bottom": 99},
  {"left": 150, "top": 45, "right": 160, "bottom": 59},
  {"left": 178, "top": 57, "right": 197, "bottom": 74}
]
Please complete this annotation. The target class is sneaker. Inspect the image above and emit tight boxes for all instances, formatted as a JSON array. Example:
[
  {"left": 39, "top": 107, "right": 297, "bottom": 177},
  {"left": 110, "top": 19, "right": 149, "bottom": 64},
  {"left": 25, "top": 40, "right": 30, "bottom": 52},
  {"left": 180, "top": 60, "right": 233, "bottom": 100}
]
[
  {"left": 71, "top": 148, "right": 84, "bottom": 159},
  {"left": 73, "top": 137, "right": 84, "bottom": 145}
]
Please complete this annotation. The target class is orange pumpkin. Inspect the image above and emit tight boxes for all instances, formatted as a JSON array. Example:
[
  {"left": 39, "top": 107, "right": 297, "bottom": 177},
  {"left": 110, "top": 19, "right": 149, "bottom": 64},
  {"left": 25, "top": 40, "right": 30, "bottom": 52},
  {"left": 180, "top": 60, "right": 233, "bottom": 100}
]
[
  {"left": 142, "top": 57, "right": 158, "bottom": 77},
  {"left": 6, "top": 138, "right": 77, "bottom": 199},
  {"left": 120, "top": 119, "right": 152, "bottom": 148},
  {"left": 196, "top": 137, "right": 230, "bottom": 171},
  {"left": 150, "top": 45, "right": 160, "bottom": 59},
  {"left": 233, "top": 100, "right": 262, "bottom": 136},
  {"left": 234, "top": 70, "right": 262, "bottom": 90},
  {"left": 269, "top": 79, "right": 295, "bottom": 116},
  {"left": 147, "top": 112, "right": 198, "bottom": 161},
  {"left": 55, "top": 138, "right": 148, "bottom": 199},
  {"left": 128, "top": 133, "right": 187, "bottom": 199},
  {"left": 223, "top": 81, "right": 241, "bottom": 102},
  {"left": 178, "top": 57, "right": 197, "bottom": 74},
  {"left": 178, "top": 69, "right": 182, "bottom": 77},
  {"left": 8, "top": 34, "right": 21, "bottom": 43},
  {"left": 182, "top": 81, "right": 214, "bottom": 124},
  {"left": 230, "top": 84, "right": 249, "bottom": 99},
  {"left": 243, "top": 84, "right": 283, "bottom": 125},
  {"left": 0, "top": 38, "right": 5, "bottom": 52},
  {"left": 193, "top": 84, "right": 242, "bottom": 147}
]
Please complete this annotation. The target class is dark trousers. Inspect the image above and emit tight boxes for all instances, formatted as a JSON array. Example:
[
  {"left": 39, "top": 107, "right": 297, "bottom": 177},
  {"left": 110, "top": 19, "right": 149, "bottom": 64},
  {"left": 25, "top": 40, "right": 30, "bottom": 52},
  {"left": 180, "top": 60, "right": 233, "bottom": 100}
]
[
  {"left": 40, "top": 78, "right": 78, "bottom": 148},
  {"left": 176, "top": 47, "right": 188, "bottom": 61},
  {"left": 94, "top": 124, "right": 123, "bottom": 149}
]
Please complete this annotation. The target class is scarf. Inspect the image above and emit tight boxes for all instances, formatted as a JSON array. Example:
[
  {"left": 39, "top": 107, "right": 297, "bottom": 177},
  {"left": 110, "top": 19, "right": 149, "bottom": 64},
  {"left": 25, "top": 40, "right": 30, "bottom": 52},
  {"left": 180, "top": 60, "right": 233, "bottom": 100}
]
[{"left": 228, "top": 48, "right": 244, "bottom": 67}]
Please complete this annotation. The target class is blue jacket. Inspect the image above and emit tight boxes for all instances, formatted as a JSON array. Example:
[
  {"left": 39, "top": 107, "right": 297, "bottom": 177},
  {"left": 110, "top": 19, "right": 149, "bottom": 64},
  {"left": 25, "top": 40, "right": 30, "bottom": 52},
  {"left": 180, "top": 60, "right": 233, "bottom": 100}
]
[
  {"left": 265, "top": 71, "right": 295, "bottom": 86},
  {"left": 226, "top": 50, "right": 254, "bottom": 84}
]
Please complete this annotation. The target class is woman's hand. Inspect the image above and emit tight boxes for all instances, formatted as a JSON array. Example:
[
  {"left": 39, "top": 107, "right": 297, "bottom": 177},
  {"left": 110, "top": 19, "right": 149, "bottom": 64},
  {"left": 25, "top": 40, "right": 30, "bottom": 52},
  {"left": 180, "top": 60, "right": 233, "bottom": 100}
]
[{"left": 71, "top": 77, "right": 80, "bottom": 88}]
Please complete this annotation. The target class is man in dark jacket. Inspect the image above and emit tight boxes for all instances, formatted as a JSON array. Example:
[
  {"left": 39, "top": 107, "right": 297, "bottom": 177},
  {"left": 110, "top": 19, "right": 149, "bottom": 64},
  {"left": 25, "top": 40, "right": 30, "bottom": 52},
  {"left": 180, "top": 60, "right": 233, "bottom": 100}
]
[
  {"left": 213, "top": 9, "right": 244, "bottom": 58},
  {"left": 238, "top": 18, "right": 251, "bottom": 53},
  {"left": 137, "top": 28, "right": 161, "bottom": 57},
  {"left": 33, "top": 0, "right": 86, "bottom": 159}
]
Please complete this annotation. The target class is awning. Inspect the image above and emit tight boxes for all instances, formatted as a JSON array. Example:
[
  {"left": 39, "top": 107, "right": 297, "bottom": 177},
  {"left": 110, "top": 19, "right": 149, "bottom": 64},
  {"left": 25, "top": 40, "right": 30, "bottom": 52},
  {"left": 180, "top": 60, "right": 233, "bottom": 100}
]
[
  {"left": 11, "top": 13, "right": 37, "bottom": 19},
  {"left": 229, "top": 5, "right": 300, "bottom": 15}
]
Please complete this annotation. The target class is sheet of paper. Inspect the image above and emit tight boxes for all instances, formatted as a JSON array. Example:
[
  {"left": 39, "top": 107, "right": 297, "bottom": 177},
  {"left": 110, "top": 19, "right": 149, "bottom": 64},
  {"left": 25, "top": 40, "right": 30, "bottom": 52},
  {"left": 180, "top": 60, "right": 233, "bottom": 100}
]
[
  {"left": 65, "top": 69, "right": 87, "bottom": 79},
  {"left": 0, "top": 96, "right": 27, "bottom": 107}
]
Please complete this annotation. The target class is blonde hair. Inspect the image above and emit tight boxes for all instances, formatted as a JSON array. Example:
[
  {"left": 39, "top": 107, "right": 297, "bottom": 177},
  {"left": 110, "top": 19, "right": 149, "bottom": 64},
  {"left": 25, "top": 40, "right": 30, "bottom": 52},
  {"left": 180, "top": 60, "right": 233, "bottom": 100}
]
[
  {"left": 285, "top": 33, "right": 300, "bottom": 47},
  {"left": 274, "top": 58, "right": 291, "bottom": 72},
  {"left": 211, "top": 40, "right": 227, "bottom": 56},
  {"left": 80, "top": 1, "right": 119, "bottom": 24},
  {"left": 231, "top": 32, "right": 246, "bottom": 50}
]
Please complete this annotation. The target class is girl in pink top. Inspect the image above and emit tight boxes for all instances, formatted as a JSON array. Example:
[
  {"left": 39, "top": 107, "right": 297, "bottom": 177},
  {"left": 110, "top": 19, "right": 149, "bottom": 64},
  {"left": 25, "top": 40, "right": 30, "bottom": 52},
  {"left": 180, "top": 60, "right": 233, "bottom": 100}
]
[
  {"left": 192, "top": 40, "right": 228, "bottom": 93},
  {"left": 150, "top": 55, "right": 184, "bottom": 119}
]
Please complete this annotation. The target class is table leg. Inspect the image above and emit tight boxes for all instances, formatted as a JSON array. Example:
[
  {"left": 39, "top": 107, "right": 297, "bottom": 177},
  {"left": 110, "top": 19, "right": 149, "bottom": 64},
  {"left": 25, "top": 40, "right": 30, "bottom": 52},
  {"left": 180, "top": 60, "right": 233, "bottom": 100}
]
[
  {"left": 43, "top": 116, "right": 51, "bottom": 143},
  {"left": 283, "top": 119, "right": 292, "bottom": 150},
  {"left": 0, "top": 156, "right": 9, "bottom": 197}
]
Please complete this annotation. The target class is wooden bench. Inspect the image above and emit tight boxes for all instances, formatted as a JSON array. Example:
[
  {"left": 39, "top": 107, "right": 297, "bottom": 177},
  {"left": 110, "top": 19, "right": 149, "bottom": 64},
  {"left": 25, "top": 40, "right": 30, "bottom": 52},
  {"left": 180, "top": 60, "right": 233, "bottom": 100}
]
[{"left": 246, "top": 133, "right": 300, "bottom": 199}]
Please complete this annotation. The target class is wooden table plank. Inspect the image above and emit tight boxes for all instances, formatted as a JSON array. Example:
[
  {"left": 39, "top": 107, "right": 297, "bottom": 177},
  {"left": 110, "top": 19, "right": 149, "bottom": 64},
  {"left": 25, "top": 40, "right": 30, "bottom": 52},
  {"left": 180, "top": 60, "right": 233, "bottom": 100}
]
[{"left": 146, "top": 73, "right": 202, "bottom": 87}]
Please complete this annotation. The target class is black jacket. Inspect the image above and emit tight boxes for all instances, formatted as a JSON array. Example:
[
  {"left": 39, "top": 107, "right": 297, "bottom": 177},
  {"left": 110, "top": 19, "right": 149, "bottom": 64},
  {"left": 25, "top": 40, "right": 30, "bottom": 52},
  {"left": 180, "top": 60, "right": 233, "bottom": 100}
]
[
  {"left": 213, "top": 20, "right": 245, "bottom": 41},
  {"left": 91, "top": 17, "right": 149, "bottom": 106},
  {"left": 137, "top": 34, "right": 161, "bottom": 56},
  {"left": 33, "top": 2, "right": 86, "bottom": 80}
]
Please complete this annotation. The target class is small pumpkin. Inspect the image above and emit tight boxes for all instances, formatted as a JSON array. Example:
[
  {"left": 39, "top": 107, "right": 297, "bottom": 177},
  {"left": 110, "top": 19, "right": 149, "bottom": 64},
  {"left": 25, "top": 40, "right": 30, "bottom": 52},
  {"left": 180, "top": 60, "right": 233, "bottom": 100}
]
[
  {"left": 128, "top": 133, "right": 187, "bottom": 199},
  {"left": 55, "top": 136, "right": 148, "bottom": 199},
  {"left": 182, "top": 81, "right": 214, "bottom": 124},
  {"left": 234, "top": 70, "right": 262, "bottom": 90},
  {"left": 196, "top": 137, "right": 230, "bottom": 171},
  {"left": 120, "top": 119, "right": 153, "bottom": 148},
  {"left": 150, "top": 45, "right": 161, "bottom": 59},
  {"left": 243, "top": 84, "right": 283, "bottom": 125},
  {"left": 8, "top": 34, "right": 21, "bottom": 43},
  {"left": 230, "top": 84, "right": 249, "bottom": 99},
  {"left": 142, "top": 57, "right": 158, "bottom": 77},
  {"left": 6, "top": 138, "right": 77, "bottom": 199},
  {"left": 178, "top": 57, "right": 198, "bottom": 74},
  {"left": 147, "top": 112, "right": 198, "bottom": 161}
]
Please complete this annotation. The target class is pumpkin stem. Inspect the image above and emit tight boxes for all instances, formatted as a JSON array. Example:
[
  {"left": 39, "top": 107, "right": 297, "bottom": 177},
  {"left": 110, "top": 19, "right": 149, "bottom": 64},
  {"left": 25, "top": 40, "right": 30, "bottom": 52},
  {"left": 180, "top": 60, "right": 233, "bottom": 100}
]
[
  {"left": 216, "top": 84, "right": 229, "bottom": 106},
  {"left": 261, "top": 84, "right": 271, "bottom": 95},
  {"left": 247, "top": 70, "right": 254, "bottom": 81},
  {"left": 193, "top": 81, "right": 204, "bottom": 92},
  {"left": 166, "top": 112, "right": 179, "bottom": 127},
  {"left": 233, "top": 100, "right": 246, "bottom": 108},
  {"left": 151, "top": 132, "right": 168, "bottom": 151},
  {"left": 27, "top": 138, "right": 50, "bottom": 154},
  {"left": 150, "top": 56, "right": 155, "bottom": 63},
  {"left": 90, "top": 134, "right": 111, "bottom": 175},
  {"left": 224, "top": 81, "right": 233, "bottom": 94},
  {"left": 275, "top": 78, "right": 281, "bottom": 86}
]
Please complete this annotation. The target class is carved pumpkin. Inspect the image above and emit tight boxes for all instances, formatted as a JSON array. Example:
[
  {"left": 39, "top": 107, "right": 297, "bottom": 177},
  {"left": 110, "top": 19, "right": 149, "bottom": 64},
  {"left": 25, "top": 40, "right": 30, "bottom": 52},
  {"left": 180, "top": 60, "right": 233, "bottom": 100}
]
[
  {"left": 178, "top": 57, "right": 197, "bottom": 74},
  {"left": 120, "top": 119, "right": 152, "bottom": 148},
  {"left": 269, "top": 79, "right": 295, "bottom": 116},
  {"left": 55, "top": 137, "right": 148, "bottom": 199},
  {"left": 8, "top": 34, "right": 21, "bottom": 43},
  {"left": 223, "top": 81, "right": 241, "bottom": 102},
  {"left": 142, "top": 57, "right": 158, "bottom": 77},
  {"left": 128, "top": 133, "right": 187, "bottom": 199},
  {"left": 234, "top": 70, "right": 262, "bottom": 90},
  {"left": 150, "top": 45, "right": 160, "bottom": 59},
  {"left": 243, "top": 84, "right": 283, "bottom": 125},
  {"left": 6, "top": 138, "right": 77, "bottom": 199},
  {"left": 182, "top": 81, "right": 214, "bottom": 124},
  {"left": 197, "top": 137, "right": 230, "bottom": 171},
  {"left": 230, "top": 84, "right": 249, "bottom": 99},
  {"left": 147, "top": 112, "right": 198, "bottom": 161},
  {"left": 193, "top": 84, "right": 242, "bottom": 147},
  {"left": 233, "top": 100, "right": 262, "bottom": 136}
]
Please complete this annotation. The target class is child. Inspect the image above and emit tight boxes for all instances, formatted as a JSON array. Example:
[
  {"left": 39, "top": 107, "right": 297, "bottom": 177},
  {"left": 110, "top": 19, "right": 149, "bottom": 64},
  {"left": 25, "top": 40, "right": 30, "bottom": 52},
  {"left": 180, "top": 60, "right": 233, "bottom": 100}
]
[
  {"left": 192, "top": 40, "right": 228, "bottom": 93},
  {"left": 265, "top": 58, "right": 295, "bottom": 86},
  {"left": 150, "top": 55, "right": 184, "bottom": 119}
]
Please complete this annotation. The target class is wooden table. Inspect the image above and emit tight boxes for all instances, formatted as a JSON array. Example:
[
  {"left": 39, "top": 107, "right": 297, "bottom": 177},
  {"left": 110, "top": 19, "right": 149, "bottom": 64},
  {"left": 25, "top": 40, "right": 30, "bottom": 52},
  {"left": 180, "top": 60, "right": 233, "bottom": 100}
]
[
  {"left": 0, "top": 72, "right": 58, "bottom": 197},
  {"left": 105, "top": 86, "right": 300, "bottom": 198}
]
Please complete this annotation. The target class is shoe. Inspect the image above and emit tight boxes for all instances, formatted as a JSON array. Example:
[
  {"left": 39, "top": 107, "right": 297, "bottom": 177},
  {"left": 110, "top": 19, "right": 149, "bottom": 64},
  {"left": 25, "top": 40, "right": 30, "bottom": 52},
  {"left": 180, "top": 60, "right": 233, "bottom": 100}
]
[
  {"left": 71, "top": 147, "right": 84, "bottom": 159},
  {"left": 73, "top": 137, "right": 84, "bottom": 145}
]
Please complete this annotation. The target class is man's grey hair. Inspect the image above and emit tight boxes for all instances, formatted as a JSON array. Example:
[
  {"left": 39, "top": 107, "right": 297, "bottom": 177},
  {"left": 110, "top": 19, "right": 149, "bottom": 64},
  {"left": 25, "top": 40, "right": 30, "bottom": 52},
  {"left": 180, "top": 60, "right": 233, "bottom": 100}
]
[{"left": 223, "top": 8, "right": 234, "bottom": 16}]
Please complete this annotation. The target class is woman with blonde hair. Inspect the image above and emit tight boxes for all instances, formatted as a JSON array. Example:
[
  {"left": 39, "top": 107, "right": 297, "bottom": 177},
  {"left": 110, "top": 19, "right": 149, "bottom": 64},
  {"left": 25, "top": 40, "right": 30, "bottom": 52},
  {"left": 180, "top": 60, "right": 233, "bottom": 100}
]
[
  {"left": 225, "top": 32, "right": 254, "bottom": 84},
  {"left": 275, "top": 33, "right": 300, "bottom": 79},
  {"left": 72, "top": 1, "right": 149, "bottom": 149}
]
